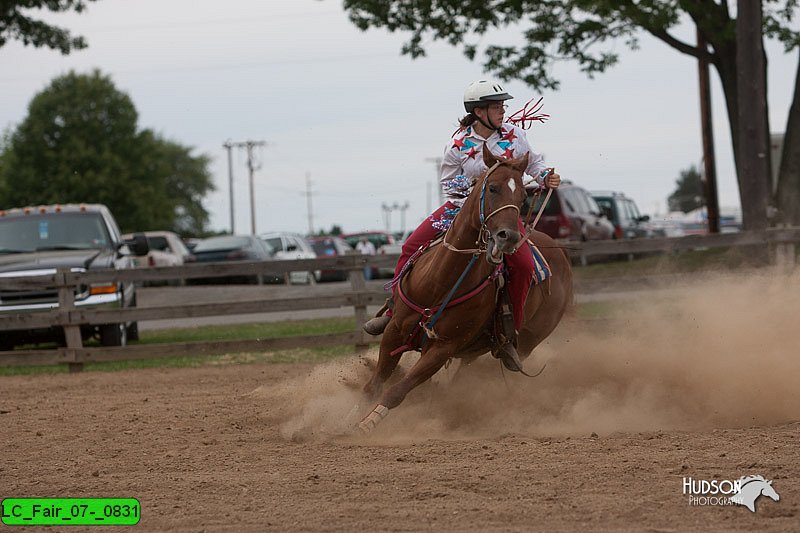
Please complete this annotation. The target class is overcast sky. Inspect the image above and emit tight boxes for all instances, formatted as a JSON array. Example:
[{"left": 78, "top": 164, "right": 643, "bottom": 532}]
[{"left": 1, "top": 0, "right": 797, "bottom": 235}]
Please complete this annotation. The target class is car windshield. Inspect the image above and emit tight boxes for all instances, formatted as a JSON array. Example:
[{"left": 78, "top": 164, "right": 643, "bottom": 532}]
[
  {"left": 343, "top": 233, "right": 391, "bottom": 248},
  {"left": 0, "top": 213, "right": 111, "bottom": 253},
  {"left": 593, "top": 197, "right": 614, "bottom": 220},
  {"left": 310, "top": 239, "right": 340, "bottom": 256},
  {"left": 194, "top": 236, "right": 252, "bottom": 252},
  {"left": 148, "top": 236, "right": 170, "bottom": 251},
  {"left": 527, "top": 191, "right": 561, "bottom": 216},
  {"left": 262, "top": 237, "right": 283, "bottom": 252}
]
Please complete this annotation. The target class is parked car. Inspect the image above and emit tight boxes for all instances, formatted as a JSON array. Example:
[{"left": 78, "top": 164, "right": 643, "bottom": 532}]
[
  {"left": 259, "top": 232, "right": 320, "bottom": 284},
  {"left": 0, "top": 203, "right": 148, "bottom": 349},
  {"left": 647, "top": 214, "right": 687, "bottom": 238},
  {"left": 189, "top": 235, "right": 275, "bottom": 285},
  {"left": 122, "top": 231, "right": 195, "bottom": 285},
  {"left": 373, "top": 230, "right": 411, "bottom": 278},
  {"left": 341, "top": 231, "right": 396, "bottom": 279},
  {"left": 341, "top": 231, "right": 396, "bottom": 250},
  {"left": 591, "top": 191, "right": 652, "bottom": 239},
  {"left": 307, "top": 236, "right": 353, "bottom": 282},
  {"left": 523, "top": 181, "right": 615, "bottom": 242}
]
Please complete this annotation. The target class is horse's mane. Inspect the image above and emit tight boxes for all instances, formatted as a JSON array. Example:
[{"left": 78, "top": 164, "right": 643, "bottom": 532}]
[{"left": 739, "top": 475, "right": 767, "bottom": 485}]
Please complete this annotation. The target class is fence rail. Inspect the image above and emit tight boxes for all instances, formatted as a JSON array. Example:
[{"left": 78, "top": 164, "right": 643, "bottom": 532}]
[{"left": 1, "top": 227, "right": 797, "bottom": 369}]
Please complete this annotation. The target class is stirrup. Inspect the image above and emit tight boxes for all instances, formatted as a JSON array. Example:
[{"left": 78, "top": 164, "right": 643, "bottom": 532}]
[{"left": 493, "top": 341, "right": 523, "bottom": 373}]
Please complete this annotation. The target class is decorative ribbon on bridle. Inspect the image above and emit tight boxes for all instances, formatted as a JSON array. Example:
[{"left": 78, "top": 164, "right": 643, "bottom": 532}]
[{"left": 507, "top": 97, "right": 550, "bottom": 130}]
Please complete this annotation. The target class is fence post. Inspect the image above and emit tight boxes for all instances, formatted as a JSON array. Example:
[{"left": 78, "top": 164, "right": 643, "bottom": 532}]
[
  {"left": 348, "top": 256, "right": 370, "bottom": 351},
  {"left": 57, "top": 268, "right": 83, "bottom": 373},
  {"left": 774, "top": 224, "right": 796, "bottom": 274}
]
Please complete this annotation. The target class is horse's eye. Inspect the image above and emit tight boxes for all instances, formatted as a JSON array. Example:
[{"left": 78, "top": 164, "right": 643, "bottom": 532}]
[{"left": 488, "top": 184, "right": 499, "bottom": 194}]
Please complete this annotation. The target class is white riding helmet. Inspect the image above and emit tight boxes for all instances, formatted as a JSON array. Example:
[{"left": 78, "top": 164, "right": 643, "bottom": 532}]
[{"left": 463, "top": 79, "right": 513, "bottom": 113}]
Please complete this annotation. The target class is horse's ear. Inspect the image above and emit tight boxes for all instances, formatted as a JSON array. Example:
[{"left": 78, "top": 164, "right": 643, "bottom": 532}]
[
  {"left": 482, "top": 143, "right": 498, "bottom": 167},
  {"left": 509, "top": 152, "right": 530, "bottom": 173}
]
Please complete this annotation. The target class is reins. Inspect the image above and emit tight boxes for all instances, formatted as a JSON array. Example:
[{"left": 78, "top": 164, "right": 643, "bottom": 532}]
[{"left": 514, "top": 169, "right": 553, "bottom": 251}]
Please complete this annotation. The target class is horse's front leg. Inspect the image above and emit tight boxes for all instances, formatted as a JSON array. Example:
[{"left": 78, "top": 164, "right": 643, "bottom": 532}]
[{"left": 359, "top": 343, "right": 452, "bottom": 433}]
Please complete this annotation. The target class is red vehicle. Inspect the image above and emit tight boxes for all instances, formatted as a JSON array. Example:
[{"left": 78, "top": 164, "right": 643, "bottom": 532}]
[
  {"left": 340, "top": 231, "right": 396, "bottom": 278},
  {"left": 523, "top": 181, "right": 615, "bottom": 242},
  {"left": 307, "top": 236, "right": 353, "bottom": 282}
]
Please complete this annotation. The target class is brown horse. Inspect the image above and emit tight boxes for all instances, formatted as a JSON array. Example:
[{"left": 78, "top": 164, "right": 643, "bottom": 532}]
[{"left": 359, "top": 144, "right": 573, "bottom": 432}]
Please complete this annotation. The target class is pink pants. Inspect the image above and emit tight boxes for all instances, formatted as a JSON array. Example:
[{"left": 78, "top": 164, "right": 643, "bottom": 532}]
[{"left": 393, "top": 202, "right": 534, "bottom": 331}]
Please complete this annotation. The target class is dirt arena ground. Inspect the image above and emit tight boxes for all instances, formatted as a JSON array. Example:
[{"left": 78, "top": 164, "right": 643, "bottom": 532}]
[{"left": 2, "top": 272, "right": 799, "bottom": 531}]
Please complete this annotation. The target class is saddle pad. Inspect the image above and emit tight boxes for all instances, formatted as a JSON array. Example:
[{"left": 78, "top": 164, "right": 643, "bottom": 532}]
[{"left": 527, "top": 241, "right": 551, "bottom": 285}]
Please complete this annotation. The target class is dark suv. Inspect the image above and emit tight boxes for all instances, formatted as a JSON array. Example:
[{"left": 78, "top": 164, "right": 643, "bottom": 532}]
[
  {"left": 591, "top": 191, "right": 652, "bottom": 239},
  {"left": 0, "top": 204, "right": 148, "bottom": 349},
  {"left": 523, "top": 181, "right": 614, "bottom": 242}
]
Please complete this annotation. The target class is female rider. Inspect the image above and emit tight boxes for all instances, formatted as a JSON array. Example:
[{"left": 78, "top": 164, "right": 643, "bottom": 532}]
[{"left": 364, "top": 79, "right": 561, "bottom": 371}]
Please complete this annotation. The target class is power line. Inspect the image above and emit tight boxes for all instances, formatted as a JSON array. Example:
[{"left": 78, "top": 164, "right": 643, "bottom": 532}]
[{"left": 225, "top": 140, "right": 268, "bottom": 235}]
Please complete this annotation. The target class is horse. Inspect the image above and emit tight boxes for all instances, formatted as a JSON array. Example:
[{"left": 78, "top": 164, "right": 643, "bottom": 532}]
[
  {"left": 359, "top": 143, "right": 573, "bottom": 432},
  {"left": 730, "top": 475, "right": 780, "bottom": 512}
]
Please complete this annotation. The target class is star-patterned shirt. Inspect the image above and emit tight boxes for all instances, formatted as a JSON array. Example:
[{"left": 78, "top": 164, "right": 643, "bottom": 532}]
[{"left": 440, "top": 122, "right": 548, "bottom": 206}]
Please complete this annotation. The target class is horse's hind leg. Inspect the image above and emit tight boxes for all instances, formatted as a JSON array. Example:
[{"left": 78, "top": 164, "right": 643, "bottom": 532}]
[{"left": 359, "top": 346, "right": 450, "bottom": 433}]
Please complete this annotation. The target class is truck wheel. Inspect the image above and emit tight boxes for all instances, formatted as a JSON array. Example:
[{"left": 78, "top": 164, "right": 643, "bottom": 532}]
[{"left": 100, "top": 323, "right": 127, "bottom": 347}]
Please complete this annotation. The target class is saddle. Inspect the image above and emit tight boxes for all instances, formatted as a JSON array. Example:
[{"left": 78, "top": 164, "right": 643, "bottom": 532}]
[{"left": 379, "top": 237, "right": 515, "bottom": 356}]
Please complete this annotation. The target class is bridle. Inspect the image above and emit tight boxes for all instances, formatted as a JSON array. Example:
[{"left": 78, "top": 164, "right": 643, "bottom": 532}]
[
  {"left": 442, "top": 160, "right": 522, "bottom": 255},
  {"left": 391, "top": 160, "right": 522, "bottom": 354}
]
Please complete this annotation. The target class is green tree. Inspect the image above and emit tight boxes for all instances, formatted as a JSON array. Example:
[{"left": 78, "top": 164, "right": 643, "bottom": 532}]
[
  {"left": 1, "top": 0, "right": 98, "bottom": 54},
  {"left": 134, "top": 130, "right": 214, "bottom": 236},
  {"left": 668, "top": 165, "right": 704, "bottom": 213},
  {"left": 0, "top": 70, "right": 214, "bottom": 234},
  {"left": 343, "top": 0, "right": 800, "bottom": 228}
]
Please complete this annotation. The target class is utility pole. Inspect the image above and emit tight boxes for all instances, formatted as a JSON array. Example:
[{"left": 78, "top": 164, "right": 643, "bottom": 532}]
[
  {"left": 381, "top": 203, "right": 392, "bottom": 233},
  {"left": 398, "top": 201, "right": 410, "bottom": 235},
  {"left": 226, "top": 140, "right": 267, "bottom": 235},
  {"left": 304, "top": 172, "right": 315, "bottom": 235},
  {"left": 736, "top": 0, "right": 770, "bottom": 230},
  {"left": 424, "top": 157, "right": 443, "bottom": 205},
  {"left": 223, "top": 140, "right": 235, "bottom": 234},
  {"left": 697, "top": 28, "right": 720, "bottom": 234}
]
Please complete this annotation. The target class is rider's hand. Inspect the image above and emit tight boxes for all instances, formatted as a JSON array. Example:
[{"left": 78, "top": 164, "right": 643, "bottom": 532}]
[{"left": 545, "top": 169, "right": 561, "bottom": 189}]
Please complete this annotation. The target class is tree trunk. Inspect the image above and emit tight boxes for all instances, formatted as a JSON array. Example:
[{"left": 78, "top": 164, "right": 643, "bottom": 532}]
[
  {"left": 712, "top": 45, "right": 740, "bottom": 187},
  {"left": 776, "top": 52, "right": 800, "bottom": 226},
  {"left": 736, "top": 0, "right": 770, "bottom": 230}
]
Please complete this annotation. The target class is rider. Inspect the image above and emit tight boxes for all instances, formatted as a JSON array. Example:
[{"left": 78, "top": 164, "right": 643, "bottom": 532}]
[{"left": 363, "top": 78, "right": 561, "bottom": 371}]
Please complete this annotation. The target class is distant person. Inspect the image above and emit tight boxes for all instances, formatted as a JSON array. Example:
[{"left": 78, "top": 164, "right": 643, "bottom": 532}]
[
  {"left": 355, "top": 237, "right": 376, "bottom": 280},
  {"left": 362, "top": 78, "right": 562, "bottom": 371}
]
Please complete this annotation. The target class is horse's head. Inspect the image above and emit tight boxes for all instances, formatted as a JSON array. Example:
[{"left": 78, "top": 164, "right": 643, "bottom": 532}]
[
  {"left": 761, "top": 480, "right": 780, "bottom": 502},
  {"left": 475, "top": 143, "right": 528, "bottom": 263}
]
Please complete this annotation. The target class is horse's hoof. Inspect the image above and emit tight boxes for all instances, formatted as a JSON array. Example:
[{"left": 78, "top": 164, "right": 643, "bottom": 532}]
[{"left": 358, "top": 404, "right": 389, "bottom": 433}]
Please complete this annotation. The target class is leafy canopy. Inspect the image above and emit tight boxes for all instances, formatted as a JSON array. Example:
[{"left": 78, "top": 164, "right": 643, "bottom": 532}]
[
  {"left": 0, "top": 70, "right": 214, "bottom": 235},
  {"left": 344, "top": 0, "right": 800, "bottom": 91},
  {"left": 668, "top": 165, "right": 704, "bottom": 213},
  {"left": 1, "top": 0, "right": 98, "bottom": 54}
]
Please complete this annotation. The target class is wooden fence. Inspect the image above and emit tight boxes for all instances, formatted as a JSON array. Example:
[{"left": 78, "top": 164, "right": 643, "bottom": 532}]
[{"left": 1, "top": 227, "right": 797, "bottom": 369}]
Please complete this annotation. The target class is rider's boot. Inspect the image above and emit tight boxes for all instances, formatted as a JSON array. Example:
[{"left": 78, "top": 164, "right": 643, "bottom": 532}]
[
  {"left": 363, "top": 298, "right": 393, "bottom": 336},
  {"left": 492, "top": 288, "right": 523, "bottom": 372}
]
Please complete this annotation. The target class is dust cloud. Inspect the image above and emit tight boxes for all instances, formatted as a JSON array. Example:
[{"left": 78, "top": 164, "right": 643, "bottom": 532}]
[{"left": 256, "top": 269, "right": 800, "bottom": 441}]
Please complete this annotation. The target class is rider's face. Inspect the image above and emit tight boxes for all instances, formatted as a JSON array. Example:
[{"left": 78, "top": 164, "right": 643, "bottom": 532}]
[{"left": 476, "top": 102, "right": 506, "bottom": 124}]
